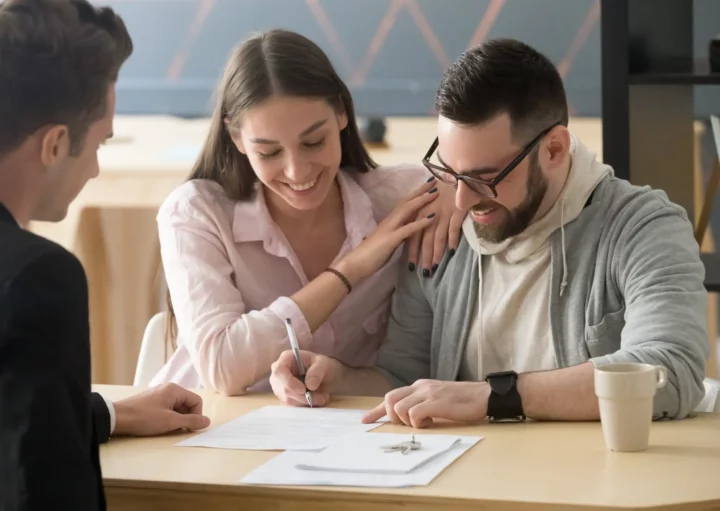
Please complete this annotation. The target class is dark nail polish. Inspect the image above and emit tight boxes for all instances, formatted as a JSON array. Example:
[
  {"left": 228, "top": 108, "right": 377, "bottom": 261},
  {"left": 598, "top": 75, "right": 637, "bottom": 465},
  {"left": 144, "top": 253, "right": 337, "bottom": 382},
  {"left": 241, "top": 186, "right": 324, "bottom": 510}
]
[
  {"left": 408, "top": 263, "right": 416, "bottom": 272},
  {"left": 427, "top": 213, "right": 436, "bottom": 219},
  {"left": 426, "top": 176, "right": 436, "bottom": 182},
  {"left": 449, "top": 249, "right": 456, "bottom": 258},
  {"left": 423, "top": 269, "right": 430, "bottom": 278},
  {"left": 432, "top": 264, "right": 438, "bottom": 275},
  {"left": 428, "top": 187, "right": 438, "bottom": 194}
]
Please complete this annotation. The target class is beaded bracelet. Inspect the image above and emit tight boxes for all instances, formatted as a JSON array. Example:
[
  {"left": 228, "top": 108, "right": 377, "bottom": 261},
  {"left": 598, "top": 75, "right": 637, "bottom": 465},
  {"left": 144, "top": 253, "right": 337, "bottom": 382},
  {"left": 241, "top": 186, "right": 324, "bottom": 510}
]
[{"left": 325, "top": 268, "right": 352, "bottom": 294}]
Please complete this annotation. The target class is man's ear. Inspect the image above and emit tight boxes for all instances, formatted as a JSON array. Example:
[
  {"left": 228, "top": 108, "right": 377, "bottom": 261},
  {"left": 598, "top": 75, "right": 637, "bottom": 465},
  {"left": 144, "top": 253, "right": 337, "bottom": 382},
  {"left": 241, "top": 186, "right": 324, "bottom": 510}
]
[
  {"left": 224, "top": 118, "right": 246, "bottom": 154},
  {"left": 543, "top": 125, "right": 571, "bottom": 170},
  {"left": 40, "top": 125, "right": 70, "bottom": 167}
]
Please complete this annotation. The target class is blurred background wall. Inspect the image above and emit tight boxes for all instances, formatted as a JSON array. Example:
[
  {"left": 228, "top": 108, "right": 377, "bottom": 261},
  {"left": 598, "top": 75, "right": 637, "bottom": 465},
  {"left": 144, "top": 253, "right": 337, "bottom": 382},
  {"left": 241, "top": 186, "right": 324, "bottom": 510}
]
[{"left": 111, "top": 0, "right": 720, "bottom": 119}]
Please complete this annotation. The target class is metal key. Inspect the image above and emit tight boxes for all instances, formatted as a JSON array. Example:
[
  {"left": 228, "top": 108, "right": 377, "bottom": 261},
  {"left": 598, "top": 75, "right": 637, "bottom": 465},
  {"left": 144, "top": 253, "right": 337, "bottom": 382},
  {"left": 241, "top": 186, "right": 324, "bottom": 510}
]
[{"left": 380, "top": 434, "right": 421, "bottom": 455}]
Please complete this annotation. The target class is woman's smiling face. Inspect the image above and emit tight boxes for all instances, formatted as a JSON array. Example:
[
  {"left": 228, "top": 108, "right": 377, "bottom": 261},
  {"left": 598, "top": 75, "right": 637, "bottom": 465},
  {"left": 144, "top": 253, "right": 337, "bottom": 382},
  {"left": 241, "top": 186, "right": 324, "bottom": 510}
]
[{"left": 231, "top": 95, "right": 348, "bottom": 212}]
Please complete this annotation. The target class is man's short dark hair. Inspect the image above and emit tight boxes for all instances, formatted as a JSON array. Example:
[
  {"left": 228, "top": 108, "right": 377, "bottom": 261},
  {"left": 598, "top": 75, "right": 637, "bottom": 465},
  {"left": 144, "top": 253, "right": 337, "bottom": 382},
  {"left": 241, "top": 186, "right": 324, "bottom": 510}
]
[
  {"left": 435, "top": 38, "right": 568, "bottom": 144},
  {"left": 0, "top": 0, "right": 133, "bottom": 156}
]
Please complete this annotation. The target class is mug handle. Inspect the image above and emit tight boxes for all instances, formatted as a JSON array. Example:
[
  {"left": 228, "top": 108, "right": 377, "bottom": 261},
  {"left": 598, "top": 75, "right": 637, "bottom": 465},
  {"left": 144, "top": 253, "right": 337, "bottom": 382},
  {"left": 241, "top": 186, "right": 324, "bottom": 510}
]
[{"left": 655, "top": 365, "right": 668, "bottom": 388}]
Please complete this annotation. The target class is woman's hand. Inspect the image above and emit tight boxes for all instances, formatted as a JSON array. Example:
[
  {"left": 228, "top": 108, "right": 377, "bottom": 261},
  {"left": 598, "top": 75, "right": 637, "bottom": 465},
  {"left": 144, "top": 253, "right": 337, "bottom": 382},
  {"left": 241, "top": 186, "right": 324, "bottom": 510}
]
[
  {"left": 334, "top": 179, "right": 439, "bottom": 285},
  {"left": 407, "top": 180, "right": 465, "bottom": 276}
]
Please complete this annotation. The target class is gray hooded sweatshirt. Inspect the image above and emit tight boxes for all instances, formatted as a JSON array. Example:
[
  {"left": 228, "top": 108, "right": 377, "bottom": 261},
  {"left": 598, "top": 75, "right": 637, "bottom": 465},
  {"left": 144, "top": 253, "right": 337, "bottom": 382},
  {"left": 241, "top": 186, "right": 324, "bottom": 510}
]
[{"left": 376, "top": 138, "right": 708, "bottom": 419}]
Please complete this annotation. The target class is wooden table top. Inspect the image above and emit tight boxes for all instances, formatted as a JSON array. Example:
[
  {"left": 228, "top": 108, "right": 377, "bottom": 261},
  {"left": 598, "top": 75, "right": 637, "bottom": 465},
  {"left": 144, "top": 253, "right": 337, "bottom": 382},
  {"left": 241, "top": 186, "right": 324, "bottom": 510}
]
[{"left": 97, "top": 385, "right": 720, "bottom": 511}]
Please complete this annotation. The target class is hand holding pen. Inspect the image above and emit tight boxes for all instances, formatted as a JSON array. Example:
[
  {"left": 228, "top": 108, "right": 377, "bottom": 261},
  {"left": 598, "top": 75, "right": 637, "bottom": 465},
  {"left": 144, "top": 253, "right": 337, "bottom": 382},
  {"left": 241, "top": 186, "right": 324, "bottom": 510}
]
[{"left": 284, "top": 318, "right": 313, "bottom": 407}]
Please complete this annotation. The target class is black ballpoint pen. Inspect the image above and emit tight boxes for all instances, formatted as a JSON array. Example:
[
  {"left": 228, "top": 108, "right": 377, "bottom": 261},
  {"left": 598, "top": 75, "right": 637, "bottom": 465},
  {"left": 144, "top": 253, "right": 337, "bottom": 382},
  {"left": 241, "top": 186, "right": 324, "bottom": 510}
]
[{"left": 284, "top": 318, "right": 313, "bottom": 407}]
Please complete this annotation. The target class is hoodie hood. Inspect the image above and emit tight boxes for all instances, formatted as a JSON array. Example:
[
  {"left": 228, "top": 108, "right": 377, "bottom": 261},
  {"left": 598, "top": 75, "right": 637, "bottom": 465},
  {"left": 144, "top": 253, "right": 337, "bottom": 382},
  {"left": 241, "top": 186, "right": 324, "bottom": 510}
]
[{"left": 463, "top": 134, "right": 612, "bottom": 293}]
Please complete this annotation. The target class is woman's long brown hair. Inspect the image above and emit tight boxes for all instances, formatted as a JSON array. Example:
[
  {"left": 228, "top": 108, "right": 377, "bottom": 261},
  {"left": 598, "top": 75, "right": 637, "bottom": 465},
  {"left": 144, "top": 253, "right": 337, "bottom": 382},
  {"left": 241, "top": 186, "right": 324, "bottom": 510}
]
[{"left": 164, "top": 29, "right": 377, "bottom": 348}]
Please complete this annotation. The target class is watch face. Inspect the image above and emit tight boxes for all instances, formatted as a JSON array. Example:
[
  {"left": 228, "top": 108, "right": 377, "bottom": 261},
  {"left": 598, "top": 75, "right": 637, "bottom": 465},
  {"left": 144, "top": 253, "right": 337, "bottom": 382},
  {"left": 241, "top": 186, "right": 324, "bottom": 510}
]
[{"left": 487, "top": 371, "right": 517, "bottom": 395}]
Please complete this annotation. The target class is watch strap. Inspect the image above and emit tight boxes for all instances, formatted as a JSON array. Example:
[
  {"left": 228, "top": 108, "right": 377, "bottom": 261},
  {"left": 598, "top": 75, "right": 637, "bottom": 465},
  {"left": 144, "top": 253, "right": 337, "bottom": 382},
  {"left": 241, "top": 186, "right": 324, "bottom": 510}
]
[{"left": 486, "top": 371, "right": 525, "bottom": 422}]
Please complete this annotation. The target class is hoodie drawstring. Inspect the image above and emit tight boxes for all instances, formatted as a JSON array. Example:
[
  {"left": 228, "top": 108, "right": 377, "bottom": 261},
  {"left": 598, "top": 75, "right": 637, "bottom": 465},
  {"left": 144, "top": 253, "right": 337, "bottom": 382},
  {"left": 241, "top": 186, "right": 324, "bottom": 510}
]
[{"left": 559, "top": 196, "right": 568, "bottom": 296}]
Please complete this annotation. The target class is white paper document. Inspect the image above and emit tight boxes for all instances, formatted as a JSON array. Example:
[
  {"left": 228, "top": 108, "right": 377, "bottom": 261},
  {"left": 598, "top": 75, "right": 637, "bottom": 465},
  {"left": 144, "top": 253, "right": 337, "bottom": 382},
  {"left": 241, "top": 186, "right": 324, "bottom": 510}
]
[
  {"left": 175, "top": 406, "right": 385, "bottom": 451},
  {"left": 240, "top": 434, "right": 483, "bottom": 488}
]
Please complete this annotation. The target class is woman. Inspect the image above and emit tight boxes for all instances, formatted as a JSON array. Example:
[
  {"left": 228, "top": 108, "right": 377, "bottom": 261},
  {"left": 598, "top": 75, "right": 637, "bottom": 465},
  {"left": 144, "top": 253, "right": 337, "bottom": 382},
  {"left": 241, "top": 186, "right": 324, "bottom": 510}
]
[{"left": 150, "top": 29, "right": 461, "bottom": 395}]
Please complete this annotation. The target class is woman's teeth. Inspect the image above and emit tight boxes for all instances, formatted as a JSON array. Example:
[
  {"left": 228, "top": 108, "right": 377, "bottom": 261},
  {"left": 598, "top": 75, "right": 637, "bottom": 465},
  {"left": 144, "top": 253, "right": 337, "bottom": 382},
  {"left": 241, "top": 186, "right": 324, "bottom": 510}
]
[{"left": 287, "top": 178, "right": 317, "bottom": 191}]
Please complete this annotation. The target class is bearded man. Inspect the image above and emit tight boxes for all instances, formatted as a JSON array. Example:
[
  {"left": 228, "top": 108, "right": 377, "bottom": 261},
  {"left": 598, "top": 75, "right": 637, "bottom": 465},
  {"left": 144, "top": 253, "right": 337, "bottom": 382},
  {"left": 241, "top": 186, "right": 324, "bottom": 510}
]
[{"left": 268, "top": 38, "right": 708, "bottom": 426}]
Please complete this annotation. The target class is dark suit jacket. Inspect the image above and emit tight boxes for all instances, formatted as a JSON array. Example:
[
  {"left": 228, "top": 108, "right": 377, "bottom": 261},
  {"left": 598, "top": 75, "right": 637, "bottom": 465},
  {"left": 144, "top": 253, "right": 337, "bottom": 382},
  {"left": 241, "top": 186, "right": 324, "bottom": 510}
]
[{"left": 0, "top": 203, "right": 110, "bottom": 510}]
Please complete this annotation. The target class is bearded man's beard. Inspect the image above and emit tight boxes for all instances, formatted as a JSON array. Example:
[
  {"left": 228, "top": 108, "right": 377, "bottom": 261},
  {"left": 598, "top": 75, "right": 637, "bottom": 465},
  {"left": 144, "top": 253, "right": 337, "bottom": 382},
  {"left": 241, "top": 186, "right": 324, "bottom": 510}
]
[{"left": 472, "top": 153, "right": 548, "bottom": 243}]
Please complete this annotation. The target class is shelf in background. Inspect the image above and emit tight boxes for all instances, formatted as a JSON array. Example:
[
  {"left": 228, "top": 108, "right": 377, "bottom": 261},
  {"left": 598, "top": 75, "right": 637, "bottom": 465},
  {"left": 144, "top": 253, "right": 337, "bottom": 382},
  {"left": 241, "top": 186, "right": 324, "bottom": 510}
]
[{"left": 629, "top": 72, "right": 720, "bottom": 85}]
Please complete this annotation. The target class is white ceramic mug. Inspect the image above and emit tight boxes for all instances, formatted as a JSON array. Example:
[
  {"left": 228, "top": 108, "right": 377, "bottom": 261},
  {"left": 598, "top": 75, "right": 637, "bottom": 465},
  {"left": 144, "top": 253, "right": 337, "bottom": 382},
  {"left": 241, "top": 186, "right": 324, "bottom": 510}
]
[{"left": 594, "top": 363, "right": 667, "bottom": 452}]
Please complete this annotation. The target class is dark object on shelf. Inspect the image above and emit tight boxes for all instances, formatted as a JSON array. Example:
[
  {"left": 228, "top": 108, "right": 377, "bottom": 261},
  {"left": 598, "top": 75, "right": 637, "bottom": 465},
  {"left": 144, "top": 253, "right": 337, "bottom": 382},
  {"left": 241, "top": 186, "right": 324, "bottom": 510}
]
[
  {"left": 628, "top": 36, "right": 650, "bottom": 73},
  {"left": 359, "top": 117, "right": 387, "bottom": 145},
  {"left": 710, "top": 35, "right": 720, "bottom": 73}
]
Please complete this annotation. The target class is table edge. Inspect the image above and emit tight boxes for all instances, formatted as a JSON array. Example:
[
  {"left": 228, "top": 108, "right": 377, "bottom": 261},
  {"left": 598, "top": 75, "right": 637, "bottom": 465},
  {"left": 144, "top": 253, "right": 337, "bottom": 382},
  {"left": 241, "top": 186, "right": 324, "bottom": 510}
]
[{"left": 102, "top": 477, "right": 720, "bottom": 511}]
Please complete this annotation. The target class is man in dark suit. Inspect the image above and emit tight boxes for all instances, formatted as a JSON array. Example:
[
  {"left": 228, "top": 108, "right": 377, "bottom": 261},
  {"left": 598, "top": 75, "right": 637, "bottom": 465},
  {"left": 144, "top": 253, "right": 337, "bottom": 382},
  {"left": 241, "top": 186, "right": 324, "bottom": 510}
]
[{"left": 0, "top": 1, "right": 211, "bottom": 509}]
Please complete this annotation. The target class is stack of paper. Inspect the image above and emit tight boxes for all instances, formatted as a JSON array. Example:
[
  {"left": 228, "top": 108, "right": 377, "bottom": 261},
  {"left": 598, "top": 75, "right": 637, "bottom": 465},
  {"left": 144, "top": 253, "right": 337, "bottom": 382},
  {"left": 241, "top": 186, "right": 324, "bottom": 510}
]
[
  {"left": 175, "top": 406, "right": 386, "bottom": 451},
  {"left": 295, "top": 433, "right": 461, "bottom": 474},
  {"left": 240, "top": 433, "right": 483, "bottom": 488}
]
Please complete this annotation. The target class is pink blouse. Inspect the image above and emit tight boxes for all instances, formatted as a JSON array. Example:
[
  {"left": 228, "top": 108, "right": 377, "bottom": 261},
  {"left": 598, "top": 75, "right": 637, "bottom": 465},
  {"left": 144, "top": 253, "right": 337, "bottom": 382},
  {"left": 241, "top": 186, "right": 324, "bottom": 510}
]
[{"left": 149, "top": 164, "right": 429, "bottom": 394}]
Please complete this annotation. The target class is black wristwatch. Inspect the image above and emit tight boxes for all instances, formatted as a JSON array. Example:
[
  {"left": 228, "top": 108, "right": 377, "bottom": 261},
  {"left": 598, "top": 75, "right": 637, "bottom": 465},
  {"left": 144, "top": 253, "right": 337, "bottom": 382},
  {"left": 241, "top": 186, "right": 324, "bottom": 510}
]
[{"left": 485, "top": 370, "right": 525, "bottom": 422}]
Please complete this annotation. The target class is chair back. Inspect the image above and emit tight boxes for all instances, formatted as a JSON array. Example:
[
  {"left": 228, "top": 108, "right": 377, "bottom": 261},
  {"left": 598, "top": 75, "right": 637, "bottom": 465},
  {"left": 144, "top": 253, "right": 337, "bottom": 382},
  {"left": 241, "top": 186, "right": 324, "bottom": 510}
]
[{"left": 133, "top": 311, "right": 171, "bottom": 386}]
